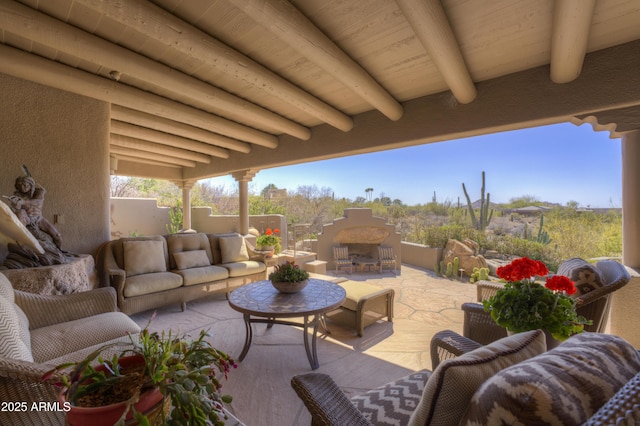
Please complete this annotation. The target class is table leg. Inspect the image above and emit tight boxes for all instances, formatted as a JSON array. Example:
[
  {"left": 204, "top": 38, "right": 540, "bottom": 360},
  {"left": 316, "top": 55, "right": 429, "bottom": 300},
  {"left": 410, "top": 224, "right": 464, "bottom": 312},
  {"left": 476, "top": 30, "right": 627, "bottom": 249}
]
[
  {"left": 238, "top": 313, "right": 253, "bottom": 361},
  {"left": 303, "top": 314, "right": 320, "bottom": 370}
]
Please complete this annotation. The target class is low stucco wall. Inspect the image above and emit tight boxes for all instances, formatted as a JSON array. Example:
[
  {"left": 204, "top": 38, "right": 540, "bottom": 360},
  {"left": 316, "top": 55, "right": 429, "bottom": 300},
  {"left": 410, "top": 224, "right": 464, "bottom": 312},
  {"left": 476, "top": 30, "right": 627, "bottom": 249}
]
[
  {"left": 609, "top": 271, "right": 640, "bottom": 348},
  {"left": 401, "top": 242, "right": 442, "bottom": 271}
]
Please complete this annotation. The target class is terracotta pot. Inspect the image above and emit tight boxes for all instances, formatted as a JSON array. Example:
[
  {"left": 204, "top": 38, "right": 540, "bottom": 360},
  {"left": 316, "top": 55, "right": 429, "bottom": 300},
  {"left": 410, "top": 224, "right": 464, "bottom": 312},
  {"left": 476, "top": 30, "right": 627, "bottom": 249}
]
[
  {"left": 62, "top": 355, "right": 165, "bottom": 426},
  {"left": 271, "top": 279, "right": 308, "bottom": 293}
]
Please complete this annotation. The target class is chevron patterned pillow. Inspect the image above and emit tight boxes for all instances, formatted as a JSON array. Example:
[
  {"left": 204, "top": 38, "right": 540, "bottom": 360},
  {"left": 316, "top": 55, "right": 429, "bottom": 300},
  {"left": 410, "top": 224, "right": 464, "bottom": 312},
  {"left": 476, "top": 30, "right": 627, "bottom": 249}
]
[{"left": 0, "top": 294, "right": 33, "bottom": 362}]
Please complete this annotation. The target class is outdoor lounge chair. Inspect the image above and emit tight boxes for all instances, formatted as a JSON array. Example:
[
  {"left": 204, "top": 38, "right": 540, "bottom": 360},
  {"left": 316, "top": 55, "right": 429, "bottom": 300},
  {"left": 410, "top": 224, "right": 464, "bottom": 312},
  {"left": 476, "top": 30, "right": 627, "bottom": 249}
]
[
  {"left": 333, "top": 246, "right": 353, "bottom": 274},
  {"left": 377, "top": 246, "right": 397, "bottom": 274},
  {"left": 463, "top": 259, "right": 631, "bottom": 345},
  {"left": 291, "top": 329, "right": 640, "bottom": 425}
]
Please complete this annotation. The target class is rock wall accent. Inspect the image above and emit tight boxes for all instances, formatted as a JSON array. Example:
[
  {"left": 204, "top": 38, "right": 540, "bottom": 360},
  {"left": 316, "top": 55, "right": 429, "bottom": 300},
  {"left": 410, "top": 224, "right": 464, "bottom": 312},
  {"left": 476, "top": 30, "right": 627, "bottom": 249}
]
[
  {"left": 442, "top": 239, "right": 487, "bottom": 277},
  {"left": 1, "top": 254, "right": 97, "bottom": 295}
]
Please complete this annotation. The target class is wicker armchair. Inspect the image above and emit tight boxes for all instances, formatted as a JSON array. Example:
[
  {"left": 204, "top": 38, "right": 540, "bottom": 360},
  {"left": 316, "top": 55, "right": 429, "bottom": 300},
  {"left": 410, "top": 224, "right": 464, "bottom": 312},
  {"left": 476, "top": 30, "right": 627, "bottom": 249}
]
[
  {"left": 291, "top": 330, "right": 481, "bottom": 426},
  {"left": 292, "top": 330, "right": 640, "bottom": 426},
  {"left": 463, "top": 259, "right": 631, "bottom": 345},
  {"left": 0, "top": 272, "right": 140, "bottom": 426}
]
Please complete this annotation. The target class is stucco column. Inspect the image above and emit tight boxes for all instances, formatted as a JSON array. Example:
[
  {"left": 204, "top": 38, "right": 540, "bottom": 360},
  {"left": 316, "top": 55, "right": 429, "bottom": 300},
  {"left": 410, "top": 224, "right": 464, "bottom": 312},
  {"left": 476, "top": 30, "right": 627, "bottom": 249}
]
[
  {"left": 174, "top": 180, "right": 196, "bottom": 231},
  {"left": 622, "top": 130, "right": 640, "bottom": 268},
  {"left": 232, "top": 170, "right": 257, "bottom": 235}
]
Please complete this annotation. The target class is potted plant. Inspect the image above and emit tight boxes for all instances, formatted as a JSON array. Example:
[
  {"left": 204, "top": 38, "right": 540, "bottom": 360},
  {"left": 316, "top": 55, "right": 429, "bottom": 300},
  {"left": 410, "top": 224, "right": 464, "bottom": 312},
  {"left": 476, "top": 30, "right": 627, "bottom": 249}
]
[
  {"left": 268, "top": 261, "right": 310, "bottom": 293},
  {"left": 482, "top": 257, "right": 591, "bottom": 347},
  {"left": 43, "top": 318, "right": 236, "bottom": 425},
  {"left": 256, "top": 228, "right": 281, "bottom": 253}
]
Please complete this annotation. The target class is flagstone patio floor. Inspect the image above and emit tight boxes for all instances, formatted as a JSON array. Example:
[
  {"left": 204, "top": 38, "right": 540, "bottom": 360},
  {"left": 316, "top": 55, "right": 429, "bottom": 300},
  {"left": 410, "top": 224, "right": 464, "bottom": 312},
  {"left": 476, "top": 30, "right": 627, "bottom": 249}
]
[{"left": 130, "top": 265, "right": 477, "bottom": 426}]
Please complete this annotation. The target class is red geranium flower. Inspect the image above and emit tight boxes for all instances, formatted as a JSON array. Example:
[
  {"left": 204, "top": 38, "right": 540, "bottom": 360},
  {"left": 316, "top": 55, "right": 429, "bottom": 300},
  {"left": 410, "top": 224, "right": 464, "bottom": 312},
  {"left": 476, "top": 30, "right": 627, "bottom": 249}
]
[
  {"left": 545, "top": 275, "right": 577, "bottom": 295},
  {"left": 496, "top": 257, "right": 548, "bottom": 282},
  {"left": 265, "top": 228, "right": 273, "bottom": 235}
]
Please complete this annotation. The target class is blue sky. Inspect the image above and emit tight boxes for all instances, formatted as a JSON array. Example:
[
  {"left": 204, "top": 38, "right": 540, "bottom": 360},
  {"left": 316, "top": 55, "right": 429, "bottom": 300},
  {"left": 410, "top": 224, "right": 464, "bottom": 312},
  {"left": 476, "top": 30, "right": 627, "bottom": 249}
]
[{"left": 206, "top": 122, "right": 622, "bottom": 208}]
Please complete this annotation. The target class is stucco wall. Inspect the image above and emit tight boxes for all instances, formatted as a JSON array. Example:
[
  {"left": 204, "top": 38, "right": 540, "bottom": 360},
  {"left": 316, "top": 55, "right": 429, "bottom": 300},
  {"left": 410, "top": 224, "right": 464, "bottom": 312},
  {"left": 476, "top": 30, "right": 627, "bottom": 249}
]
[{"left": 0, "top": 73, "right": 110, "bottom": 258}]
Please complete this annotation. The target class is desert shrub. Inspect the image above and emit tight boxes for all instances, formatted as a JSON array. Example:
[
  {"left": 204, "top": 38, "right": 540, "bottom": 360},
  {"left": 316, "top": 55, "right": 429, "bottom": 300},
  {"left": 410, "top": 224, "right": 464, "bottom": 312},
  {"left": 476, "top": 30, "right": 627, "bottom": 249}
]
[
  {"left": 411, "top": 224, "right": 488, "bottom": 248},
  {"left": 484, "top": 235, "right": 559, "bottom": 271}
]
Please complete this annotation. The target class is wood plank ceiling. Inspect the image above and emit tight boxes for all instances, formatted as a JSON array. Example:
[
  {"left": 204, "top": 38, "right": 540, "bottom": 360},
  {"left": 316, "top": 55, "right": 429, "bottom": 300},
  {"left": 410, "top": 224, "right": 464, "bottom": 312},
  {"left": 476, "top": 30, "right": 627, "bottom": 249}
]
[{"left": 1, "top": 0, "right": 640, "bottom": 182}]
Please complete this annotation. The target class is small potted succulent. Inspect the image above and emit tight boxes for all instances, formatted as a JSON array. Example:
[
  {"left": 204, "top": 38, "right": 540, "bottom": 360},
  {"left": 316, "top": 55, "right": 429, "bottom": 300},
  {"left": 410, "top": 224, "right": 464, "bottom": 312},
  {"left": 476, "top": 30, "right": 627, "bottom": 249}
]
[
  {"left": 482, "top": 257, "right": 592, "bottom": 347},
  {"left": 43, "top": 317, "right": 237, "bottom": 425},
  {"left": 268, "top": 261, "right": 310, "bottom": 293}
]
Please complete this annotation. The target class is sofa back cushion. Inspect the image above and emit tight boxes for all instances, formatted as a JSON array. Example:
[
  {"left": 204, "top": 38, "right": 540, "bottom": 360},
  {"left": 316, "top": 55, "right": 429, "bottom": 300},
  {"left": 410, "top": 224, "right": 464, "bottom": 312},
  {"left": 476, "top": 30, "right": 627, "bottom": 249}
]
[
  {"left": 110, "top": 235, "right": 168, "bottom": 271},
  {"left": 166, "top": 233, "right": 213, "bottom": 270},
  {"left": 219, "top": 235, "right": 250, "bottom": 264},
  {"left": 461, "top": 332, "right": 640, "bottom": 425},
  {"left": 123, "top": 240, "right": 167, "bottom": 277},
  {"left": 557, "top": 257, "right": 605, "bottom": 296},
  {"left": 0, "top": 289, "right": 33, "bottom": 362},
  {"left": 408, "top": 329, "right": 547, "bottom": 426}
]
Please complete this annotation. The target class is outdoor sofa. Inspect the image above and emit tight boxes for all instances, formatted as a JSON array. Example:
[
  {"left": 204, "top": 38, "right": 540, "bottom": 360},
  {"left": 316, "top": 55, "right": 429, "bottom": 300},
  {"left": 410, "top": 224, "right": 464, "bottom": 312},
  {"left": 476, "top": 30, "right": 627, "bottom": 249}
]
[
  {"left": 292, "top": 329, "right": 640, "bottom": 425},
  {"left": 0, "top": 272, "right": 141, "bottom": 426},
  {"left": 101, "top": 232, "right": 268, "bottom": 315}
]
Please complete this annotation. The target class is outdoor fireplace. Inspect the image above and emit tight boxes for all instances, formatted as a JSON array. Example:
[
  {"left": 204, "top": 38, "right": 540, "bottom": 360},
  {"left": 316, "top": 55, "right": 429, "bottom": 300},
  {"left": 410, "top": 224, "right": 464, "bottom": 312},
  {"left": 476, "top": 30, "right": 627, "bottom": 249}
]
[{"left": 317, "top": 208, "right": 401, "bottom": 266}]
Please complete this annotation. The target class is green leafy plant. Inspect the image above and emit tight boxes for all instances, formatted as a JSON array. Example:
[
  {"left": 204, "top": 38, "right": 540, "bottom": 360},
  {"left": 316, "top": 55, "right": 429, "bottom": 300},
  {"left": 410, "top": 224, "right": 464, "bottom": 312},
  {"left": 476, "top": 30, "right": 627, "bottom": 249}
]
[
  {"left": 256, "top": 228, "right": 281, "bottom": 253},
  {"left": 482, "top": 257, "right": 591, "bottom": 341},
  {"left": 43, "top": 317, "right": 236, "bottom": 425},
  {"left": 269, "top": 261, "right": 309, "bottom": 283}
]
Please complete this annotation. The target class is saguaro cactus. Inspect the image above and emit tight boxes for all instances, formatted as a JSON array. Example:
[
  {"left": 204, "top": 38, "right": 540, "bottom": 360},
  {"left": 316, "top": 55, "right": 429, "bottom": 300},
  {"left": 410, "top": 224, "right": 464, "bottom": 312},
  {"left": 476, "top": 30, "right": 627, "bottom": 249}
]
[{"left": 462, "top": 171, "right": 493, "bottom": 231}]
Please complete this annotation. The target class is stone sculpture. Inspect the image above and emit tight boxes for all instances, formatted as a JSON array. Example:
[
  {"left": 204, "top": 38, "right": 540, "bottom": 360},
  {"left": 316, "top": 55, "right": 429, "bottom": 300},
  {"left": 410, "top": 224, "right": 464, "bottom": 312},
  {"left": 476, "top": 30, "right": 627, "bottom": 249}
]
[{"left": 1, "top": 165, "right": 76, "bottom": 269}]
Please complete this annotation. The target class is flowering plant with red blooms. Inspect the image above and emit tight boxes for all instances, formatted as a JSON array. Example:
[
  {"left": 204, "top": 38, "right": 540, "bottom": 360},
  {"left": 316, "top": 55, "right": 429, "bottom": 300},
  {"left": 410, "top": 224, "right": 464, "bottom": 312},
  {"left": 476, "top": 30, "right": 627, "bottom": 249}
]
[
  {"left": 484, "top": 257, "right": 591, "bottom": 341},
  {"left": 256, "top": 227, "right": 281, "bottom": 253}
]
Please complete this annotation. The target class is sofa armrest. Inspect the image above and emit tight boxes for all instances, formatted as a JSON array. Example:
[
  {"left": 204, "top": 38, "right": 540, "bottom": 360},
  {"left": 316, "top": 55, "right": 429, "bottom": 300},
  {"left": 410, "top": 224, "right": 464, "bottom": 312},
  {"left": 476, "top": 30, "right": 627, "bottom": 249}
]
[
  {"left": 15, "top": 287, "right": 119, "bottom": 330},
  {"left": 584, "top": 372, "right": 640, "bottom": 425},
  {"left": 430, "top": 329, "right": 483, "bottom": 369},
  {"left": 291, "top": 373, "right": 372, "bottom": 426},
  {"left": 103, "top": 245, "right": 127, "bottom": 300},
  {"left": 244, "top": 239, "right": 269, "bottom": 262}
]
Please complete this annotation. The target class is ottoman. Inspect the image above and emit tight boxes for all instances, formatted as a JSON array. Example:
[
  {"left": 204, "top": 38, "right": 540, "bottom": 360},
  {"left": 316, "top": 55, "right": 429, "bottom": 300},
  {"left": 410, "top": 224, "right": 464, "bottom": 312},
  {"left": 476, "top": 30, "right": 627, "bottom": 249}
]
[{"left": 337, "top": 281, "right": 395, "bottom": 336}]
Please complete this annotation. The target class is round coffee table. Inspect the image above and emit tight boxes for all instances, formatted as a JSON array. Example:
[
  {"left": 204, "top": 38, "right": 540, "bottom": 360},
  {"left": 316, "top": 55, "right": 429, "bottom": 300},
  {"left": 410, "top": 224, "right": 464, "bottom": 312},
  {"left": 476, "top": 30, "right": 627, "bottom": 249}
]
[{"left": 228, "top": 279, "right": 346, "bottom": 370}]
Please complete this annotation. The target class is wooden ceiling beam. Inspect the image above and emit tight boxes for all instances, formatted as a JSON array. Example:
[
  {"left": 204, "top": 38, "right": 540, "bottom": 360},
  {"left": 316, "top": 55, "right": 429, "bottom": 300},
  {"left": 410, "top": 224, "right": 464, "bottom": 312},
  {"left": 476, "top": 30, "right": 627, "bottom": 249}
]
[
  {"left": 109, "top": 145, "right": 197, "bottom": 168},
  {"left": 550, "top": 0, "right": 597, "bottom": 83},
  {"left": 396, "top": 0, "right": 477, "bottom": 104},
  {"left": 231, "top": 0, "right": 403, "bottom": 121},
  {"left": 111, "top": 120, "right": 229, "bottom": 159},
  {"left": 0, "top": 0, "right": 309, "bottom": 140},
  {"left": 112, "top": 154, "right": 183, "bottom": 169},
  {"left": 111, "top": 106, "right": 251, "bottom": 154},
  {"left": 72, "top": 0, "right": 354, "bottom": 132},
  {"left": 110, "top": 134, "right": 212, "bottom": 164},
  {"left": 0, "top": 45, "right": 276, "bottom": 148}
]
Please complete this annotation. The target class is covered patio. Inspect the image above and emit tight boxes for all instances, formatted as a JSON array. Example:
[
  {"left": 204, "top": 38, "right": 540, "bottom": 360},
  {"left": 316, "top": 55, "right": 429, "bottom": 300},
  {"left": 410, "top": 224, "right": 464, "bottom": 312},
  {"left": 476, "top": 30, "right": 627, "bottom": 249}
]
[
  {"left": 1, "top": 0, "right": 639, "bottom": 380},
  {"left": 130, "top": 265, "right": 477, "bottom": 426}
]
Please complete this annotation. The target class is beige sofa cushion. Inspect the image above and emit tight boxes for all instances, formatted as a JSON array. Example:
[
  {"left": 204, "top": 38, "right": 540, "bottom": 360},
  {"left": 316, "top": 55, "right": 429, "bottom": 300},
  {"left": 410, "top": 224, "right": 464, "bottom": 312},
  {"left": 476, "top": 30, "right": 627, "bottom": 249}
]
[
  {"left": 174, "top": 265, "right": 229, "bottom": 286},
  {"left": 408, "top": 330, "right": 547, "bottom": 426},
  {"left": 166, "top": 233, "right": 213, "bottom": 270},
  {"left": 123, "top": 240, "right": 167, "bottom": 277},
  {"left": 220, "top": 235, "right": 249, "bottom": 263},
  {"left": 461, "top": 332, "right": 640, "bottom": 425},
  {"left": 174, "top": 250, "right": 211, "bottom": 270},
  {"left": 123, "top": 272, "right": 183, "bottom": 297},
  {"left": 30, "top": 312, "right": 141, "bottom": 363},
  {"left": 223, "top": 261, "right": 266, "bottom": 277}
]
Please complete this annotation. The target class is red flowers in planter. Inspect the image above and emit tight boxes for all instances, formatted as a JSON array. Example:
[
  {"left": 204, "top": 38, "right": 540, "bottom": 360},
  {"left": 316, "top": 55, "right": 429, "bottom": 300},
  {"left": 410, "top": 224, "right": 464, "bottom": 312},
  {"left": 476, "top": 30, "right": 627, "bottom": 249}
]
[
  {"left": 545, "top": 275, "right": 577, "bottom": 295},
  {"left": 496, "top": 257, "right": 548, "bottom": 282}
]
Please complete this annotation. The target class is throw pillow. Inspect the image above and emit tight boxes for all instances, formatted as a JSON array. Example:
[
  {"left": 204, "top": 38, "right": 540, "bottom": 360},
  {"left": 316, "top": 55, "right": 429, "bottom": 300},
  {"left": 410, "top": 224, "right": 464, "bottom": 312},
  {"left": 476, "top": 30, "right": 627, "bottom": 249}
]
[
  {"left": 408, "top": 329, "right": 547, "bottom": 426},
  {"left": 219, "top": 235, "right": 249, "bottom": 263},
  {"left": 557, "top": 257, "right": 605, "bottom": 296},
  {"left": 0, "top": 272, "right": 14, "bottom": 302},
  {"left": 123, "top": 240, "right": 167, "bottom": 277},
  {"left": 461, "top": 333, "right": 640, "bottom": 425},
  {"left": 173, "top": 250, "right": 211, "bottom": 270},
  {"left": 0, "top": 295, "right": 34, "bottom": 362}
]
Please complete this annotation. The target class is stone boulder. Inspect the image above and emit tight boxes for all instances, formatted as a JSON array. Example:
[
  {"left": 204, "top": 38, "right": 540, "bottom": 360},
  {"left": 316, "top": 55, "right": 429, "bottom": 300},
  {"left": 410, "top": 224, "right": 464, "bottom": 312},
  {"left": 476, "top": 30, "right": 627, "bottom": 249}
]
[{"left": 442, "top": 239, "right": 487, "bottom": 277}]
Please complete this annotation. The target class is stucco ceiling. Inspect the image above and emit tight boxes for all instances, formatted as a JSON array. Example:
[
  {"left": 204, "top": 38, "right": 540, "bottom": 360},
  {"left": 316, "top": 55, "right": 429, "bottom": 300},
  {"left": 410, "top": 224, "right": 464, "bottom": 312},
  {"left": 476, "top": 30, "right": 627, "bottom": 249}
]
[{"left": 1, "top": 0, "right": 640, "bottom": 183}]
